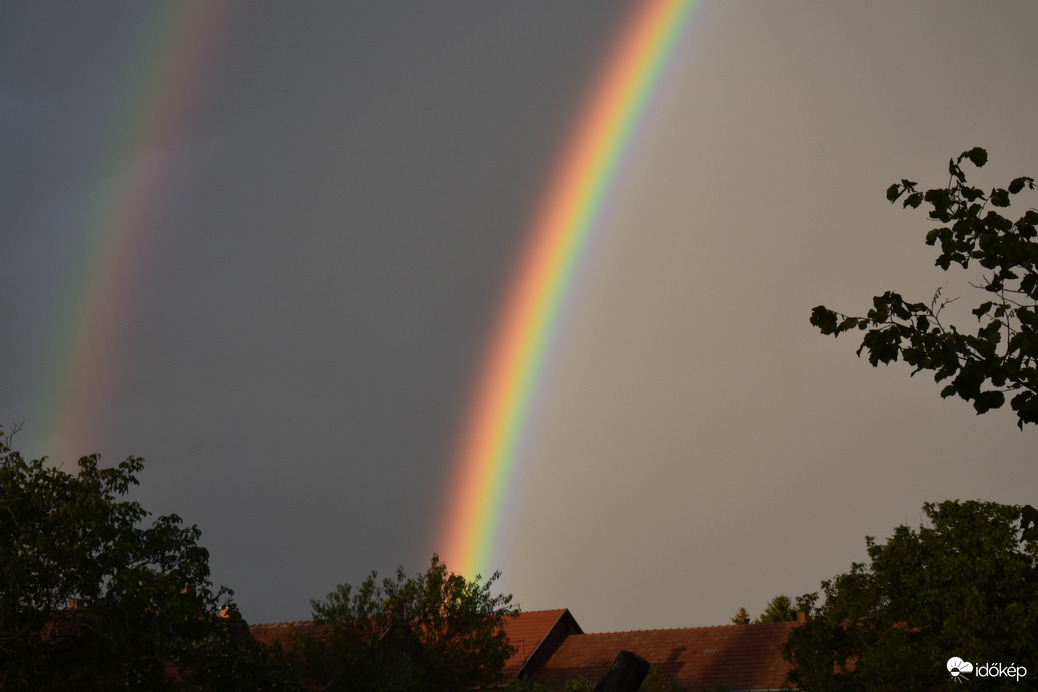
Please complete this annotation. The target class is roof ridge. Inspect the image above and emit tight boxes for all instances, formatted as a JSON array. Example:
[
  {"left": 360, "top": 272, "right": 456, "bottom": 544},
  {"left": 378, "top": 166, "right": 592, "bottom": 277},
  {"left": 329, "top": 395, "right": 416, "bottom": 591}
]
[{"left": 584, "top": 620, "right": 798, "bottom": 635}]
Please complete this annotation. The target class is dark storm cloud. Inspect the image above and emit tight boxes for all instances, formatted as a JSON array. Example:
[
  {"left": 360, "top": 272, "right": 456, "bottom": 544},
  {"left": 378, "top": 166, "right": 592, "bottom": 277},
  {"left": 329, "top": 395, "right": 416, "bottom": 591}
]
[{"left": 3, "top": 1, "right": 1038, "bottom": 632}]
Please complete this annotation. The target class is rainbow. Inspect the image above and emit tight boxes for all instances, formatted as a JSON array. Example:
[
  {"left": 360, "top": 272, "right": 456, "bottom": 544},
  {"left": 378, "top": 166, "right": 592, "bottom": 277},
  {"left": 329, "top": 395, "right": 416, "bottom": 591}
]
[
  {"left": 34, "top": 3, "right": 227, "bottom": 464},
  {"left": 438, "top": 0, "right": 702, "bottom": 578}
]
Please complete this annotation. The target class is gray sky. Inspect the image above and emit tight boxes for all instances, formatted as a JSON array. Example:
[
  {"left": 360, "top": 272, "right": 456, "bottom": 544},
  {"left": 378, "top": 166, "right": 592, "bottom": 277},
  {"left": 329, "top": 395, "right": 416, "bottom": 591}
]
[{"left": 3, "top": 1, "right": 1037, "bottom": 634}]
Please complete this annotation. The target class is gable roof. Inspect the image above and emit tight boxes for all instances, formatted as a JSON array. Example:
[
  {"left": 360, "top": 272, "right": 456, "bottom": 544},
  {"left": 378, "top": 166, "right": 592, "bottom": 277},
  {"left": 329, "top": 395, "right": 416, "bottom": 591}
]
[
  {"left": 249, "top": 620, "right": 326, "bottom": 651},
  {"left": 247, "top": 609, "right": 583, "bottom": 672},
  {"left": 498, "top": 609, "right": 584, "bottom": 682},
  {"left": 525, "top": 621, "right": 798, "bottom": 692},
  {"left": 247, "top": 611, "right": 800, "bottom": 691}
]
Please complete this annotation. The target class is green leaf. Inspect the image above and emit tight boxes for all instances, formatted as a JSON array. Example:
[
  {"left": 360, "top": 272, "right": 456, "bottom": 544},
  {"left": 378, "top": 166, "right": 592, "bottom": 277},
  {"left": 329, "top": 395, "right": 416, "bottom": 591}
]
[
  {"left": 973, "top": 390, "right": 1005, "bottom": 414},
  {"left": 886, "top": 184, "right": 903, "bottom": 203},
  {"left": 978, "top": 320, "right": 1002, "bottom": 348},
  {"left": 810, "top": 306, "right": 839, "bottom": 335},
  {"left": 964, "top": 147, "right": 988, "bottom": 167},
  {"left": 961, "top": 186, "right": 986, "bottom": 203},
  {"left": 838, "top": 317, "right": 860, "bottom": 333},
  {"left": 1020, "top": 504, "right": 1038, "bottom": 537},
  {"left": 991, "top": 188, "right": 1011, "bottom": 207},
  {"left": 1008, "top": 177, "right": 1031, "bottom": 194},
  {"left": 925, "top": 188, "right": 953, "bottom": 220},
  {"left": 972, "top": 301, "right": 993, "bottom": 319}
]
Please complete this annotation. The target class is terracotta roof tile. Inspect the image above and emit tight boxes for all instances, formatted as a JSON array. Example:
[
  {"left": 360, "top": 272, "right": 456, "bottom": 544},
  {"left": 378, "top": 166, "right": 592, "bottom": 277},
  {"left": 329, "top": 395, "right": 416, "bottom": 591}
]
[
  {"left": 499, "top": 609, "right": 583, "bottom": 681},
  {"left": 528, "top": 622, "right": 798, "bottom": 691},
  {"left": 249, "top": 620, "right": 327, "bottom": 651},
  {"left": 248, "top": 611, "right": 798, "bottom": 691},
  {"left": 248, "top": 610, "right": 582, "bottom": 687}
]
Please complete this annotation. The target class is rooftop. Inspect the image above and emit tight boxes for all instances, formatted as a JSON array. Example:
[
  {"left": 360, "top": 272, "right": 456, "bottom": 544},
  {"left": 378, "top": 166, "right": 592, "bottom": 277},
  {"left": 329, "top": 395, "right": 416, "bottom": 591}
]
[{"left": 527, "top": 620, "right": 798, "bottom": 691}]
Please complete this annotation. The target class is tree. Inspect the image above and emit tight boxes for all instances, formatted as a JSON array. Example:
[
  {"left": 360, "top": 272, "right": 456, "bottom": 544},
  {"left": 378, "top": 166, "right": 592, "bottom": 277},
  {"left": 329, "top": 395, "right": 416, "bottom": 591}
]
[
  {"left": 811, "top": 148, "right": 1038, "bottom": 428},
  {"left": 754, "top": 595, "right": 796, "bottom": 624},
  {"left": 733, "top": 596, "right": 811, "bottom": 626},
  {"left": 508, "top": 676, "right": 555, "bottom": 692},
  {"left": 170, "top": 607, "right": 304, "bottom": 691},
  {"left": 300, "top": 554, "right": 519, "bottom": 692},
  {"left": 784, "top": 500, "right": 1038, "bottom": 691},
  {"left": 0, "top": 427, "right": 295, "bottom": 690},
  {"left": 637, "top": 665, "right": 690, "bottom": 692}
]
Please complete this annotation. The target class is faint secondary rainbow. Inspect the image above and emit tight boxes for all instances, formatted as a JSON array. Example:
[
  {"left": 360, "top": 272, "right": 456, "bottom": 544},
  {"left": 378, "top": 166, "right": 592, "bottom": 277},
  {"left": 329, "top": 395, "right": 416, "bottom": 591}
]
[
  {"left": 439, "top": 1, "right": 702, "bottom": 578},
  {"left": 33, "top": 2, "right": 227, "bottom": 464}
]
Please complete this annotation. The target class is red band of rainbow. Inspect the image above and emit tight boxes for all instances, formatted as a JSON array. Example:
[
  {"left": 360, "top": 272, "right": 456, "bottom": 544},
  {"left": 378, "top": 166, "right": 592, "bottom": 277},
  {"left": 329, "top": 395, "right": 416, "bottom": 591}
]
[
  {"left": 35, "top": 2, "right": 228, "bottom": 463},
  {"left": 438, "top": 1, "right": 701, "bottom": 578}
]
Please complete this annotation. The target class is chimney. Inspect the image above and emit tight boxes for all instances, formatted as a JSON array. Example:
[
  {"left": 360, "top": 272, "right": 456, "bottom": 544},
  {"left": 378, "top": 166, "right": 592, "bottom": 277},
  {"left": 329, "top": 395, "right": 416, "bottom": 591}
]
[{"left": 796, "top": 610, "right": 808, "bottom": 623}]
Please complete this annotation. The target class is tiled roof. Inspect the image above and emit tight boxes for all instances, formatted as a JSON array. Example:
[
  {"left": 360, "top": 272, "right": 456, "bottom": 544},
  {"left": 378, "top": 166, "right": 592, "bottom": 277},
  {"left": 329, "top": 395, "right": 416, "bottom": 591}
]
[
  {"left": 527, "top": 622, "right": 798, "bottom": 692},
  {"left": 499, "top": 609, "right": 583, "bottom": 681},
  {"left": 247, "top": 612, "right": 800, "bottom": 691},
  {"left": 249, "top": 620, "right": 327, "bottom": 651},
  {"left": 247, "top": 610, "right": 580, "bottom": 686}
]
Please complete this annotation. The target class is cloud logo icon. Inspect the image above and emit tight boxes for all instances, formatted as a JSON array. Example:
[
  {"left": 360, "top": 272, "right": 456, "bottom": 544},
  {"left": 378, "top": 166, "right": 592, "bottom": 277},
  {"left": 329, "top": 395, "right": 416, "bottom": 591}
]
[{"left": 948, "top": 657, "right": 974, "bottom": 681}]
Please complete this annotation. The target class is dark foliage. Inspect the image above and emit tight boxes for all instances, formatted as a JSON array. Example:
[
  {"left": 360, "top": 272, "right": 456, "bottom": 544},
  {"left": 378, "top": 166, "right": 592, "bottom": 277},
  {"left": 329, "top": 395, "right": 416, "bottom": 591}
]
[
  {"left": 0, "top": 427, "right": 297, "bottom": 691},
  {"left": 812, "top": 148, "right": 1038, "bottom": 428},
  {"left": 785, "top": 500, "right": 1038, "bottom": 691},
  {"left": 300, "top": 554, "right": 519, "bottom": 692}
]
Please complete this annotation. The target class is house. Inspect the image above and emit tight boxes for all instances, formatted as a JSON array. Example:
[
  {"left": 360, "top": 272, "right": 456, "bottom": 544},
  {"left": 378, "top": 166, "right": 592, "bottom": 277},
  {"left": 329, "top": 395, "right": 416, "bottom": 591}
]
[
  {"left": 497, "top": 609, "right": 584, "bottom": 684},
  {"left": 250, "top": 609, "right": 800, "bottom": 691},
  {"left": 509, "top": 612, "right": 800, "bottom": 691},
  {"left": 250, "top": 619, "right": 325, "bottom": 651}
]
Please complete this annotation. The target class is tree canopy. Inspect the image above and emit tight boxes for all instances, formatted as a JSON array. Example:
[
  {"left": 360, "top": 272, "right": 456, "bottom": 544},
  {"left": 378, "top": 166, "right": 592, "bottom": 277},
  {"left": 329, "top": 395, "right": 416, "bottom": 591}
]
[
  {"left": 784, "top": 500, "right": 1038, "bottom": 691},
  {"left": 301, "top": 554, "right": 519, "bottom": 692},
  {"left": 811, "top": 148, "right": 1038, "bottom": 427},
  {"left": 0, "top": 427, "right": 296, "bottom": 691},
  {"left": 754, "top": 594, "right": 796, "bottom": 624}
]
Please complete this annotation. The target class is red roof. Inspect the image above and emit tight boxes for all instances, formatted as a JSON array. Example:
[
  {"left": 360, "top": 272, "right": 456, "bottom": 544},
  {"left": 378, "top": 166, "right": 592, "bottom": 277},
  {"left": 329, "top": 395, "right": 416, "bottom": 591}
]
[
  {"left": 527, "top": 622, "right": 798, "bottom": 691},
  {"left": 249, "top": 620, "right": 326, "bottom": 650},
  {"left": 499, "top": 609, "right": 583, "bottom": 682},
  {"left": 247, "top": 611, "right": 800, "bottom": 691}
]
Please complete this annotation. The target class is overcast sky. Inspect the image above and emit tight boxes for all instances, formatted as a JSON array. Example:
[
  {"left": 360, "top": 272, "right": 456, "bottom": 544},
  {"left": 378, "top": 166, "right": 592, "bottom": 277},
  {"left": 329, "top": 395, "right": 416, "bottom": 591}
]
[{"left": 3, "top": 1, "right": 1038, "bottom": 634}]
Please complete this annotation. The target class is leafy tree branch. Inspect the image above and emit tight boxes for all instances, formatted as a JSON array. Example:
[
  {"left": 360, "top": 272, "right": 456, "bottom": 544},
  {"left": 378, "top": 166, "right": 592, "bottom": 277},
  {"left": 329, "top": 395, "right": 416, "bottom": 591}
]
[{"left": 811, "top": 148, "right": 1038, "bottom": 427}]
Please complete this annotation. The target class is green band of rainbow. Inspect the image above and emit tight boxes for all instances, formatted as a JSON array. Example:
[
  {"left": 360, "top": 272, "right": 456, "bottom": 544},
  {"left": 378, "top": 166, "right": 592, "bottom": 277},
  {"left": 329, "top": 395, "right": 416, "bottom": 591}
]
[
  {"left": 34, "top": 2, "right": 227, "bottom": 463},
  {"left": 439, "top": 0, "right": 701, "bottom": 578}
]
